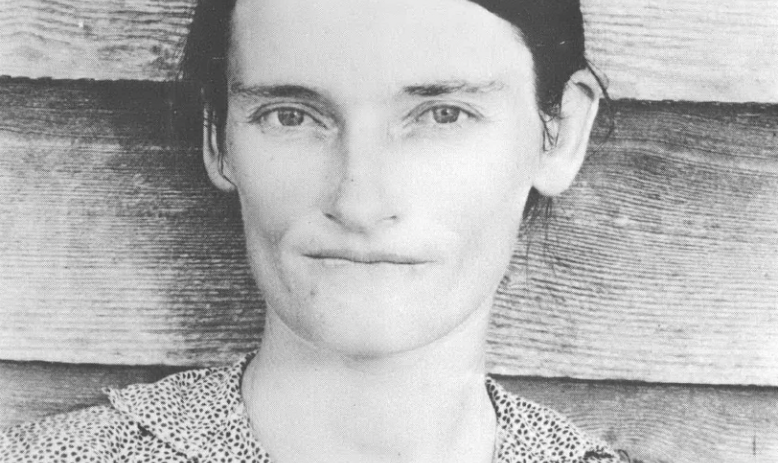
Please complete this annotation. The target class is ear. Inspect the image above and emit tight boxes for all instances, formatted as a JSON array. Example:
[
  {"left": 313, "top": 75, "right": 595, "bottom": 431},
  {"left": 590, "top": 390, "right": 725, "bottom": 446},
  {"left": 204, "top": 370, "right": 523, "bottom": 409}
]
[
  {"left": 203, "top": 108, "right": 237, "bottom": 192},
  {"left": 532, "top": 69, "right": 602, "bottom": 197}
]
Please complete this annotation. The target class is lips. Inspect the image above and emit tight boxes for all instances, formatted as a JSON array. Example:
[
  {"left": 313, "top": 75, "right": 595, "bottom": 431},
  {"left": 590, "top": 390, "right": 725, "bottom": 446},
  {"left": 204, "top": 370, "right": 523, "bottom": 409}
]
[{"left": 304, "top": 248, "right": 429, "bottom": 265}]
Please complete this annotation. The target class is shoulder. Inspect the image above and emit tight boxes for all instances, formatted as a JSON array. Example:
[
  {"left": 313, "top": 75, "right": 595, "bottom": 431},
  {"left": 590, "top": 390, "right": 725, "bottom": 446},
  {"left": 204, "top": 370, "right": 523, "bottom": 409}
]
[
  {"left": 0, "top": 364, "right": 231, "bottom": 463},
  {"left": 0, "top": 404, "right": 159, "bottom": 462},
  {"left": 487, "top": 378, "right": 623, "bottom": 463}
]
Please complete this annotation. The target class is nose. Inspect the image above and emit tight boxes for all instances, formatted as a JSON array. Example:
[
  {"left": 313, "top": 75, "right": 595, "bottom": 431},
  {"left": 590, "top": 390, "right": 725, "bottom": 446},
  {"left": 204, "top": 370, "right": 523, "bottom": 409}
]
[{"left": 323, "top": 125, "right": 400, "bottom": 233}]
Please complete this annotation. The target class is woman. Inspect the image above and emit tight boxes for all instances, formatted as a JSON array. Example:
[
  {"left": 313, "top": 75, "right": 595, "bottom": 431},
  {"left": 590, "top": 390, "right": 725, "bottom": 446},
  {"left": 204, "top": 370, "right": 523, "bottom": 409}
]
[{"left": 1, "top": 0, "right": 621, "bottom": 461}]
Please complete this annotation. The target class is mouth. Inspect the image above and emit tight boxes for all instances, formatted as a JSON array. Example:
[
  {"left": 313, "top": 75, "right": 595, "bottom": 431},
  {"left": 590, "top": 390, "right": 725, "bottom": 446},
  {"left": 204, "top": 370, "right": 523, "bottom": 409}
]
[{"left": 305, "top": 249, "right": 429, "bottom": 266}]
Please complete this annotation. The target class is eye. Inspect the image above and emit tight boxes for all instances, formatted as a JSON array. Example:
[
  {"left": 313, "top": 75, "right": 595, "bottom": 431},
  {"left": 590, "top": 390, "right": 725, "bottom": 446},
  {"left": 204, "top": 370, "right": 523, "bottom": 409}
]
[
  {"left": 250, "top": 106, "right": 321, "bottom": 129},
  {"left": 415, "top": 104, "right": 475, "bottom": 127},
  {"left": 430, "top": 106, "right": 462, "bottom": 124},
  {"left": 275, "top": 108, "right": 306, "bottom": 127}
]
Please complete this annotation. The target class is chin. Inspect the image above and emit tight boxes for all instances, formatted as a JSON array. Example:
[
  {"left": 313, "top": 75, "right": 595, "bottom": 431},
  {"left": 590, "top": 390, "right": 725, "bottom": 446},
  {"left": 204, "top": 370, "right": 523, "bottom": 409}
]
[{"left": 289, "top": 284, "right": 469, "bottom": 358}]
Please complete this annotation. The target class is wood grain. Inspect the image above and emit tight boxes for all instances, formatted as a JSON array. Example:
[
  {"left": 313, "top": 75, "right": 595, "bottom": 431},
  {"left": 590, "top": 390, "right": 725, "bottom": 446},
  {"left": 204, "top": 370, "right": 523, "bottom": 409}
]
[
  {"left": 0, "top": 79, "right": 777, "bottom": 385},
  {"left": 2, "top": 360, "right": 777, "bottom": 462},
  {"left": 581, "top": 0, "right": 778, "bottom": 102},
  {"left": 489, "top": 100, "right": 778, "bottom": 385},
  {"left": 0, "top": 0, "right": 777, "bottom": 102},
  {"left": 0, "top": 0, "right": 193, "bottom": 81}
]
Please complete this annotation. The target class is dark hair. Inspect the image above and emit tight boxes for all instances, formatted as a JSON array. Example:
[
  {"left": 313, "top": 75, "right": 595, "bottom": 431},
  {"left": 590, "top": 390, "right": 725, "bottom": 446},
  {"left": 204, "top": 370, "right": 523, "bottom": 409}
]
[{"left": 179, "top": 0, "right": 608, "bottom": 221}]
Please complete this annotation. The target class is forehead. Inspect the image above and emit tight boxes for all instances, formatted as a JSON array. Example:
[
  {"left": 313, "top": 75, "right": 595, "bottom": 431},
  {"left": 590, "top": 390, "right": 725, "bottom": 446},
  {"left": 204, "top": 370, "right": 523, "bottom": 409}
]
[{"left": 229, "top": 0, "right": 534, "bottom": 97}]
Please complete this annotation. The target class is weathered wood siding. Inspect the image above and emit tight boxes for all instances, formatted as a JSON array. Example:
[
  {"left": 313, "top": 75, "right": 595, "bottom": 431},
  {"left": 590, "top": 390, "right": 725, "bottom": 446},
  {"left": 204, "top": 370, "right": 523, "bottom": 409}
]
[
  {"left": 1, "top": 79, "right": 776, "bottom": 386},
  {"left": 0, "top": 0, "right": 777, "bottom": 102},
  {"left": 2, "top": 361, "right": 776, "bottom": 462}
]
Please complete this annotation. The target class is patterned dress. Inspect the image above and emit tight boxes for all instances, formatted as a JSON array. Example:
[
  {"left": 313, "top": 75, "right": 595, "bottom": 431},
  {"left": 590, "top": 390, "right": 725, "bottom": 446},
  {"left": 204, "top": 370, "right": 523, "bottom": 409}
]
[{"left": 1, "top": 353, "right": 622, "bottom": 462}]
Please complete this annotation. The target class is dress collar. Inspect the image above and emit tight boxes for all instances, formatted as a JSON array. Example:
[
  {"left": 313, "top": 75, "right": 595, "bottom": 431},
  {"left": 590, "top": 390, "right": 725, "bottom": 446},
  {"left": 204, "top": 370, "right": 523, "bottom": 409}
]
[
  {"left": 107, "top": 353, "right": 266, "bottom": 461},
  {"left": 107, "top": 352, "right": 615, "bottom": 462}
]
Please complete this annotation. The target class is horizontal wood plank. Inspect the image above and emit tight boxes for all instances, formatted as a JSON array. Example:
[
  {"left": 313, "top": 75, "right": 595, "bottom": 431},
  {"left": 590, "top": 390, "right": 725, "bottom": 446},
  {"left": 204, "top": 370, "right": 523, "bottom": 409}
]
[
  {"left": 581, "top": 0, "right": 778, "bottom": 102},
  {"left": 2, "top": 360, "right": 777, "bottom": 462},
  {"left": 0, "top": 0, "right": 777, "bottom": 102},
  {"left": 0, "top": 0, "right": 193, "bottom": 81},
  {"left": 0, "top": 79, "right": 777, "bottom": 385}
]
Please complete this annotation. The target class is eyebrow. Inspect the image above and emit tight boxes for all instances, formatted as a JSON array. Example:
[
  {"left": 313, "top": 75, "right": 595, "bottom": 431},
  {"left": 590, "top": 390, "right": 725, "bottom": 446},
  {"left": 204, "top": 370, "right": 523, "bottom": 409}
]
[
  {"left": 228, "top": 79, "right": 507, "bottom": 103},
  {"left": 230, "top": 83, "right": 326, "bottom": 102},
  {"left": 402, "top": 80, "right": 507, "bottom": 97}
]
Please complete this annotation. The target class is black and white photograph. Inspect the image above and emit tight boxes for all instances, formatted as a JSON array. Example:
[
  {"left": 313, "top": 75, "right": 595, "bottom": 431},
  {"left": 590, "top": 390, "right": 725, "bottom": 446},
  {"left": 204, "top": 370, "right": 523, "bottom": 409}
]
[{"left": 0, "top": 0, "right": 776, "bottom": 462}]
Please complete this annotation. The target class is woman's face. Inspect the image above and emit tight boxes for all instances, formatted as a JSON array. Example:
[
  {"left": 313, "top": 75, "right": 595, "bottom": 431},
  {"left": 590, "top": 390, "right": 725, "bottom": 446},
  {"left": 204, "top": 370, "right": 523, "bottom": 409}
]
[{"left": 220, "top": 0, "right": 544, "bottom": 356}]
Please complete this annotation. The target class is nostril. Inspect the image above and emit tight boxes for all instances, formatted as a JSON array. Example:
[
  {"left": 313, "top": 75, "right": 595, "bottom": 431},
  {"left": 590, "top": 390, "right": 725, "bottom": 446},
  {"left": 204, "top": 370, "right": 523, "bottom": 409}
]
[{"left": 323, "top": 193, "right": 399, "bottom": 233}]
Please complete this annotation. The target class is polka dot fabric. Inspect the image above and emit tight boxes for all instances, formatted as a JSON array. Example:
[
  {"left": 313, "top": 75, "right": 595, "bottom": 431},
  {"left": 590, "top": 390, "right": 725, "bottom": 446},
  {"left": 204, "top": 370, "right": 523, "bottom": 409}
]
[{"left": 1, "top": 353, "right": 621, "bottom": 462}]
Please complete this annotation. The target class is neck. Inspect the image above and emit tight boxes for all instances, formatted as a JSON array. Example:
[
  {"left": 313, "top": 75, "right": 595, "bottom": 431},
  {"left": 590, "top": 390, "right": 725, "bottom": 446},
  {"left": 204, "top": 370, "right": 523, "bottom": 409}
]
[{"left": 241, "top": 303, "right": 497, "bottom": 463}]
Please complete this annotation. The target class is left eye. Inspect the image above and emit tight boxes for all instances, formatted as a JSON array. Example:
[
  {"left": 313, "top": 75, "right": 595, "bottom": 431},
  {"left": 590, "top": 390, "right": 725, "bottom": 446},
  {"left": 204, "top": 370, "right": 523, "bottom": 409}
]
[{"left": 416, "top": 105, "right": 472, "bottom": 126}]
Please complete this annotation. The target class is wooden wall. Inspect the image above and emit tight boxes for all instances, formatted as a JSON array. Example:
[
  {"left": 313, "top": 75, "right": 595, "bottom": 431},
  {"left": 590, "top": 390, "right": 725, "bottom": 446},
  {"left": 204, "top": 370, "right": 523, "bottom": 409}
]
[
  {"left": 2, "top": 0, "right": 777, "bottom": 102},
  {"left": 1, "top": 1, "right": 777, "bottom": 462}
]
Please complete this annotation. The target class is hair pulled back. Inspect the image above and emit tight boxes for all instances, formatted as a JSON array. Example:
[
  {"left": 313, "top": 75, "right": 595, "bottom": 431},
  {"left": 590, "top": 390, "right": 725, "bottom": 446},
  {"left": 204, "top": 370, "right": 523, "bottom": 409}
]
[{"left": 179, "top": 0, "right": 606, "bottom": 220}]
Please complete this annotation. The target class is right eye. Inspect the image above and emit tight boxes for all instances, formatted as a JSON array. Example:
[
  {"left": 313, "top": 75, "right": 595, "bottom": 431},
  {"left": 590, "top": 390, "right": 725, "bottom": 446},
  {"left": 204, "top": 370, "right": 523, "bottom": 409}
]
[
  {"left": 251, "top": 107, "right": 320, "bottom": 128},
  {"left": 274, "top": 108, "right": 306, "bottom": 127}
]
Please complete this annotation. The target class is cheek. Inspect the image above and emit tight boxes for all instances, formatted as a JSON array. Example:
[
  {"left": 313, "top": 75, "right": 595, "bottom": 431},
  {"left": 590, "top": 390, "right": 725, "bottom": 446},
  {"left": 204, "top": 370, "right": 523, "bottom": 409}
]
[
  {"left": 416, "top": 132, "right": 540, "bottom": 302},
  {"left": 417, "top": 132, "right": 537, "bottom": 242},
  {"left": 396, "top": 130, "right": 538, "bottom": 326},
  {"left": 225, "top": 128, "right": 330, "bottom": 239},
  {"left": 225, "top": 128, "right": 334, "bottom": 305}
]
